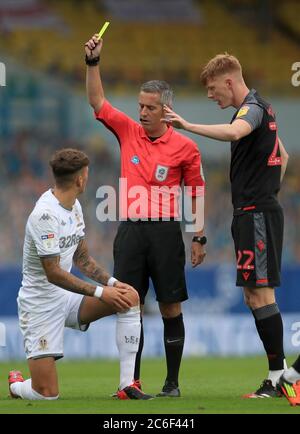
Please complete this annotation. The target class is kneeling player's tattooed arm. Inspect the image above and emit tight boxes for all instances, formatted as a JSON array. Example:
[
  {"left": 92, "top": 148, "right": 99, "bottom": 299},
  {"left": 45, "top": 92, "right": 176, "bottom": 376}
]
[
  {"left": 73, "top": 239, "right": 110, "bottom": 285},
  {"left": 40, "top": 255, "right": 133, "bottom": 311},
  {"left": 73, "top": 240, "right": 136, "bottom": 293},
  {"left": 41, "top": 255, "right": 100, "bottom": 297}
]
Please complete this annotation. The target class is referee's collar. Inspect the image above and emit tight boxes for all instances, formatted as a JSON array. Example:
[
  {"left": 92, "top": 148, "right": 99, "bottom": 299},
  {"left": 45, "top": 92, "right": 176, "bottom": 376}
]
[{"left": 139, "top": 125, "right": 173, "bottom": 144}]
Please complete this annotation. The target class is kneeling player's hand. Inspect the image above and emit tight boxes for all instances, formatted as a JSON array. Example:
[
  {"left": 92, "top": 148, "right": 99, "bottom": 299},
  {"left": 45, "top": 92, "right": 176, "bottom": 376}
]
[
  {"left": 113, "top": 280, "right": 136, "bottom": 292},
  {"left": 101, "top": 286, "right": 136, "bottom": 312},
  {"left": 191, "top": 243, "right": 206, "bottom": 268}
]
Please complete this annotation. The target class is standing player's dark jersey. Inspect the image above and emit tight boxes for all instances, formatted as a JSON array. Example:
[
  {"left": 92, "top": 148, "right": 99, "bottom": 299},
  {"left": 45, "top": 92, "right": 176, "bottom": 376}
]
[{"left": 230, "top": 89, "right": 281, "bottom": 211}]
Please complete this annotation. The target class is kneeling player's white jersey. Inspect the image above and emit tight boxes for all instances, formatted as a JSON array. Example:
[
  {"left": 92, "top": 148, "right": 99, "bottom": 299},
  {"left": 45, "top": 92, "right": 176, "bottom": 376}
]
[{"left": 18, "top": 189, "right": 85, "bottom": 313}]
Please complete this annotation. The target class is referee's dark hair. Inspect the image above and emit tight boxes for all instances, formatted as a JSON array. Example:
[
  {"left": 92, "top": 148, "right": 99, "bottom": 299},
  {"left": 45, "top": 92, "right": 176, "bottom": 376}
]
[{"left": 49, "top": 148, "right": 90, "bottom": 188}]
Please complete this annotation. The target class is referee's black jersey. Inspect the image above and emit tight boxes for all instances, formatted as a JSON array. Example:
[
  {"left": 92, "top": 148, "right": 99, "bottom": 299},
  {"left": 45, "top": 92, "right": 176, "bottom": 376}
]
[{"left": 230, "top": 89, "right": 281, "bottom": 211}]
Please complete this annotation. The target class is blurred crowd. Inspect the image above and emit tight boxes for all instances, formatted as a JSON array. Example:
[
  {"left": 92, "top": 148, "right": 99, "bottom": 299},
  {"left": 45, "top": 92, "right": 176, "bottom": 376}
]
[
  {"left": 0, "top": 130, "right": 119, "bottom": 271},
  {"left": 1, "top": 129, "right": 299, "bottom": 269},
  {"left": 0, "top": 0, "right": 298, "bottom": 95}
]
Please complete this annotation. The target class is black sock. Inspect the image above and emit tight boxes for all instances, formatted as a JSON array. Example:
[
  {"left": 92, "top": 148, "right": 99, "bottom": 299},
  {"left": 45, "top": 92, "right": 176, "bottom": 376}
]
[
  {"left": 163, "top": 313, "right": 185, "bottom": 386},
  {"left": 134, "top": 317, "right": 144, "bottom": 381},
  {"left": 252, "top": 303, "right": 285, "bottom": 371},
  {"left": 292, "top": 355, "right": 300, "bottom": 374}
]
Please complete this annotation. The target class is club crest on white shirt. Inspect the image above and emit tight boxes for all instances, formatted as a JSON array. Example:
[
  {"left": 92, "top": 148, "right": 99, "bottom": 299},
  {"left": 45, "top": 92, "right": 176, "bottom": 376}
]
[
  {"left": 155, "top": 165, "right": 169, "bottom": 182},
  {"left": 38, "top": 336, "right": 48, "bottom": 351}
]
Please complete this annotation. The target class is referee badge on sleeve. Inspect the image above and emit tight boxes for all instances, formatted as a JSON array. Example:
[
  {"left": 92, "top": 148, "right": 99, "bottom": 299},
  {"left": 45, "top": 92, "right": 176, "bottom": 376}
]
[{"left": 155, "top": 165, "right": 169, "bottom": 182}]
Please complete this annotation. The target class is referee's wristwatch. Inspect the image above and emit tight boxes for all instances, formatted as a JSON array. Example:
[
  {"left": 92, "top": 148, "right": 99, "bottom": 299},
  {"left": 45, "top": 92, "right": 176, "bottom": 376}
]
[{"left": 192, "top": 235, "right": 207, "bottom": 245}]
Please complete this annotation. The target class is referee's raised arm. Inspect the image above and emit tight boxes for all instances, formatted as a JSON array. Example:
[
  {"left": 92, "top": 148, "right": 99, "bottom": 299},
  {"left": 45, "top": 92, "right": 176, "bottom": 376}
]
[{"left": 85, "top": 34, "right": 105, "bottom": 113}]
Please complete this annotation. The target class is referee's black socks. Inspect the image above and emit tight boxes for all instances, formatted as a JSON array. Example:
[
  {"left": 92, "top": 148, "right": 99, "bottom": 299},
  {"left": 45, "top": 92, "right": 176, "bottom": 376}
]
[
  {"left": 252, "top": 303, "right": 285, "bottom": 371},
  {"left": 163, "top": 313, "right": 185, "bottom": 386}
]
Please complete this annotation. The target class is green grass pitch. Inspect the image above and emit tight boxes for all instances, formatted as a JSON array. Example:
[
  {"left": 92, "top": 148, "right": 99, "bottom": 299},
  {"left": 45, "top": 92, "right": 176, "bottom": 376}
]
[{"left": 1, "top": 356, "right": 299, "bottom": 414}]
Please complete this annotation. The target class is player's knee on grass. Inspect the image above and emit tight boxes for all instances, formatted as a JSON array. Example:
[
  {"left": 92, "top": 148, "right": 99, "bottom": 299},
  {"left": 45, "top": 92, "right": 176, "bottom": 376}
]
[
  {"left": 32, "top": 382, "right": 59, "bottom": 398},
  {"left": 33, "top": 385, "right": 59, "bottom": 398},
  {"left": 29, "top": 357, "right": 59, "bottom": 398}
]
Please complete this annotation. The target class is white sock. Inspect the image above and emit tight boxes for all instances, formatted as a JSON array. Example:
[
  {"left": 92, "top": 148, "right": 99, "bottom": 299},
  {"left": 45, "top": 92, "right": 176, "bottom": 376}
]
[
  {"left": 283, "top": 367, "right": 300, "bottom": 384},
  {"left": 268, "top": 370, "right": 284, "bottom": 387},
  {"left": 10, "top": 379, "right": 59, "bottom": 400},
  {"left": 268, "top": 359, "right": 288, "bottom": 387},
  {"left": 116, "top": 305, "right": 141, "bottom": 390}
]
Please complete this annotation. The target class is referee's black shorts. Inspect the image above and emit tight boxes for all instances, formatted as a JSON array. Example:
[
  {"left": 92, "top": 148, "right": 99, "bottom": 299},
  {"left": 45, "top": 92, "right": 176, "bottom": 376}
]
[
  {"left": 231, "top": 207, "right": 283, "bottom": 288},
  {"left": 113, "top": 220, "right": 188, "bottom": 304}
]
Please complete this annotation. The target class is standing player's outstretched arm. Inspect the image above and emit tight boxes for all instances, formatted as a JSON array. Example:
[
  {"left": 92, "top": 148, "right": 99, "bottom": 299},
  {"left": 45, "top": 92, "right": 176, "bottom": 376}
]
[
  {"left": 162, "top": 106, "right": 252, "bottom": 141},
  {"left": 85, "top": 35, "right": 105, "bottom": 113}
]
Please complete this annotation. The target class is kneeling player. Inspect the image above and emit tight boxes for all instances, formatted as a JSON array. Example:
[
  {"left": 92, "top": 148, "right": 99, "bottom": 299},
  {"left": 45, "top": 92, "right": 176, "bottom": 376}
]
[{"left": 8, "top": 148, "right": 152, "bottom": 401}]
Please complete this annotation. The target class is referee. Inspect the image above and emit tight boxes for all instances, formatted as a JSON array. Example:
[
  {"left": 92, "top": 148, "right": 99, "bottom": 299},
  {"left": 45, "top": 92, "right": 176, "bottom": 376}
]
[
  {"left": 164, "top": 53, "right": 290, "bottom": 398},
  {"left": 85, "top": 35, "right": 206, "bottom": 397}
]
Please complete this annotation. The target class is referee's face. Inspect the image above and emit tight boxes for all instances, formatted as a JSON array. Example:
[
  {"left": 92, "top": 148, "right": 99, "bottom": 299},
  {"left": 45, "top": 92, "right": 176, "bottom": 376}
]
[
  {"left": 206, "top": 75, "right": 233, "bottom": 109},
  {"left": 138, "top": 91, "right": 166, "bottom": 136}
]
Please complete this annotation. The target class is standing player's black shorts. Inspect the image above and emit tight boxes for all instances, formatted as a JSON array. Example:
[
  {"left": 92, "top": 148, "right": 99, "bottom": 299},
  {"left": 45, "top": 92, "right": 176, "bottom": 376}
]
[
  {"left": 113, "top": 220, "right": 188, "bottom": 304},
  {"left": 231, "top": 206, "right": 283, "bottom": 288}
]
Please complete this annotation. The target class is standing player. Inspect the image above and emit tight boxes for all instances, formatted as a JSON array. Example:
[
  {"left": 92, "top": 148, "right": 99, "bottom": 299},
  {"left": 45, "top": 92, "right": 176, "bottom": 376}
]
[
  {"left": 85, "top": 35, "right": 206, "bottom": 397},
  {"left": 8, "top": 148, "right": 152, "bottom": 401},
  {"left": 163, "top": 53, "right": 289, "bottom": 398}
]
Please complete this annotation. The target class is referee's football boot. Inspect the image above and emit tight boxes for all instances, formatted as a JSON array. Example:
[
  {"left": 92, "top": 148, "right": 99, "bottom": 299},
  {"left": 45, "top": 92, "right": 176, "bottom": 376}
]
[
  {"left": 116, "top": 383, "right": 154, "bottom": 400},
  {"left": 278, "top": 375, "right": 300, "bottom": 406},
  {"left": 8, "top": 370, "right": 24, "bottom": 398},
  {"left": 242, "top": 379, "right": 282, "bottom": 398},
  {"left": 156, "top": 380, "right": 181, "bottom": 398}
]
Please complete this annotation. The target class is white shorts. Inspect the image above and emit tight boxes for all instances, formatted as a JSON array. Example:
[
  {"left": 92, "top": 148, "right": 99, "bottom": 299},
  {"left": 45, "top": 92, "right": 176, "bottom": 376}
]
[{"left": 18, "top": 292, "right": 89, "bottom": 360}]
